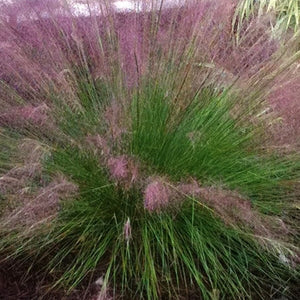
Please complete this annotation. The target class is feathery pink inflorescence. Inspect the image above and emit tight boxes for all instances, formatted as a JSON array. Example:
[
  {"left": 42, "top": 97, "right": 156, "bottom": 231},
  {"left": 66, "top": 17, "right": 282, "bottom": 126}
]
[
  {"left": 177, "top": 179, "right": 202, "bottom": 197},
  {"left": 0, "top": 0, "right": 275, "bottom": 97},
  {"left": 176, "top": 179, "right": 287, "bottom": 237},
  {"left": 0, "top": 175, "right": 23, "bottom": 194},
  {"left": 196, "top": 186, "right": 270, "bottom": 235},
  {"left": 0, "top": 104, "right": 50, "bottom": 128},
  {"left": 268, "top": 73, "right": 300, "bottom": 150},
  {"left": 143, "top": 176, "right": 272, "bottom": 236},
  {"left": 107, "top": 155, "right": 128, "bottom": 180},
  {"left": 3, "top": 177, "right": 78, "bottom": 229},
  {"left": 104, "top": 102, "right": 126, "bottom": 143},
  {"left": 5, "top": 163, "right": 42, "bottom": 181},
  {"left": 107, "top": 155, "right": 139, "bottom": 188},
  {"left": 18, "top": 139, "right": 47, "bottom": 164},
  {"left": 86, "top": 134, "right": 111, "bottom": 157},
  {"left": 144, "top": 178, "right": 175, "bottom": 212},
  {"left": 0, "top": 139, "right": 47, "bottom": 194}
]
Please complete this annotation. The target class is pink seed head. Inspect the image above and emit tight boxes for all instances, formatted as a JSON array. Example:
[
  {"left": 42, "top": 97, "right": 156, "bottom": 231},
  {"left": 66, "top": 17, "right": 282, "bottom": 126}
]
[
  {"left": 177, "top": 179, "right": 202, "bottom": 197},
  {"left": 107, "top": 156, "right": 139, "bottom": 188},
  {"left": 3, "top": 177, "right": 78, "bottom": 229},
  {"left": 104, "top": 102, "right": 125, "bottom": 143},
  {"left": 107, "top": 156, "right": 128, "bottom": 180},
  {"left": 144, "top": 178, "right": 173, "bottom": 212},
  {"left": 0, "top": 104, "right": 50, "bottom": 128},
  {"left": 86, "top": 134, "right": 111, "bottom": 157},
  {"left": 123, "top": 218, "right": 132, "bottom": 242}
]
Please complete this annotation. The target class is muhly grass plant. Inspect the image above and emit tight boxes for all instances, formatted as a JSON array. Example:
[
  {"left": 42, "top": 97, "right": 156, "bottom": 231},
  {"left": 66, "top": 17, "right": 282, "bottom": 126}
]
[{"left": 0, "top": 0, "right": 299, "bottom": 299}]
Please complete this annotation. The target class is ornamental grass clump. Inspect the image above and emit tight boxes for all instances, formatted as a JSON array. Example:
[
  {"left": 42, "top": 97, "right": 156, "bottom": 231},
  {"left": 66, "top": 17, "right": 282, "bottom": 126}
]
[{"left": 0, "top": 0, "right": 299, "bottom": 299}]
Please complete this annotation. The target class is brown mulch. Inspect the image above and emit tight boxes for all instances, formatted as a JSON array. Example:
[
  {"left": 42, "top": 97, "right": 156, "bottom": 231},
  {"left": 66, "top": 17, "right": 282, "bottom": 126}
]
[{"left": 0, "top": 261, "right": 98, "bottom": 300}]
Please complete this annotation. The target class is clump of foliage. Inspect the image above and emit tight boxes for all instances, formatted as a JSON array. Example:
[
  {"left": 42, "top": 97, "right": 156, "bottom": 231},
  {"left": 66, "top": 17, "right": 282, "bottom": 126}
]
[
  {"left": 234, "top": 0, "right": 300, "bottom": 34},
  {"left": 0, "top": 1, "right": 299, "bottom": 299}
]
